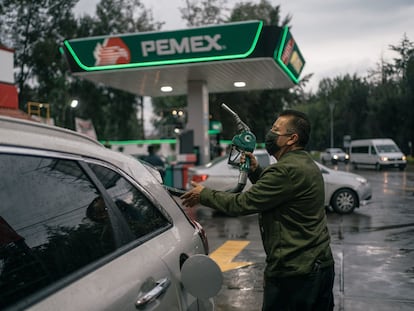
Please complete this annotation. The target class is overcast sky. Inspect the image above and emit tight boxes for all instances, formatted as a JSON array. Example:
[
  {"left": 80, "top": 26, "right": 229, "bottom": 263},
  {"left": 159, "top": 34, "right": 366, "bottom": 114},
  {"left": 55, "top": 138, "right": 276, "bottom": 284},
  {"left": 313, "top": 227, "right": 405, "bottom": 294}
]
[{"left": 74, "top": 0, "right": 414, "bottom": 93}]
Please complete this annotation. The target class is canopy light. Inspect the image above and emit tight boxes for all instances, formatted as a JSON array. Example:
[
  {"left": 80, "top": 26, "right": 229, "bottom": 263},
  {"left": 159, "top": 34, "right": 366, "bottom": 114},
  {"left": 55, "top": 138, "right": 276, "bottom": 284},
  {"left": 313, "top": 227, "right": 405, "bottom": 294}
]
[
  {"left": 233, "top": 81, "right": 246, "bottom": 88},
  {"left": 161, "top": 86, "right": 173, "bottom": 92}
]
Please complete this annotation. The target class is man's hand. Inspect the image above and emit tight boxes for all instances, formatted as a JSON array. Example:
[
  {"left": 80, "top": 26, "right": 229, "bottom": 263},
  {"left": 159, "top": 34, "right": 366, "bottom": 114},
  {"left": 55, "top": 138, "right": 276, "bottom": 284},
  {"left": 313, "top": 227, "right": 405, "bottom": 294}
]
[
  {"left": 241, "top": 152, "right": 258, "bottom": 172},
  {"left": 180, "top": 181, "right": 205, "bottom": 207}
]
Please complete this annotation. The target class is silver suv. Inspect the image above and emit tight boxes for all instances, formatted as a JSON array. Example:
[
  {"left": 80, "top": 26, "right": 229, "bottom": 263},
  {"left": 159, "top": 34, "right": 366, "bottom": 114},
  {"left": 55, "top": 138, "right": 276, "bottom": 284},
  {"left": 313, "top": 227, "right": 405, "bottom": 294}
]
[{"left": 0, "top": 116, "right": 221, "bottom": 310}]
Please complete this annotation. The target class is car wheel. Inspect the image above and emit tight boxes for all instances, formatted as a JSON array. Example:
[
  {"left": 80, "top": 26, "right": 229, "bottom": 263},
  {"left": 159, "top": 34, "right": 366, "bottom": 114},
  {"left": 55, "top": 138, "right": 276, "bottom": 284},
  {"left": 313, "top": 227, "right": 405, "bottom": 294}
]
[
  {"left": 352, "top": 162, "right": 358, "bottom": 170},
  {"left": 399, "top": 165, "right": 406, "bottom": 171},
  {"left": 375, "top": 163, "right": 382, "bottom": 171},
  {"left": 331, "top": 189, "right": 357, "bottom": 214},
  {"left": 321, "top": 158, "right": 326, "bottom": 164},
  {"left": 331, "top": 159, "right": 338, "bottom": 165}
]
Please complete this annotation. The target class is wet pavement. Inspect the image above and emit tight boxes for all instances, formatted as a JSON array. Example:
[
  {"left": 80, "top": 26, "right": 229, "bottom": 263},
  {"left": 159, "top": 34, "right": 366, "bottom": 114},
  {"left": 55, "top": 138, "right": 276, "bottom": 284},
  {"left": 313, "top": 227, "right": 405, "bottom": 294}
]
[{"left": 195, "top": 165, "right": 414, "bottom": 310}]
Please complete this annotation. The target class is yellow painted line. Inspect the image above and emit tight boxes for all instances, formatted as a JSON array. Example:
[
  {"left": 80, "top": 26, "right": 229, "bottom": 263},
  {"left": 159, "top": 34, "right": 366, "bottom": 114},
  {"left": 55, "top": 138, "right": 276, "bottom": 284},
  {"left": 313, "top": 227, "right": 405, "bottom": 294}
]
[{"left": 209, "top": 240, "right": 253, "bottom": 272}]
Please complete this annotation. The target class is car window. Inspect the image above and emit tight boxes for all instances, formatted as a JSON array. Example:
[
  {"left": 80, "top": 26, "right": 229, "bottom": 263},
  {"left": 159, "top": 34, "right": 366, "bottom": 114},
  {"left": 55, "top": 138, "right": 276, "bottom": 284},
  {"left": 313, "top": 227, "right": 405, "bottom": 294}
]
[
  {"left": 89, "top": 164, "right": 170, "bottom": 240},
  {"left": 377, "top": 144, "right": 399, "bottom": 153},
  {"left": 0, "top": 154, "right": 117, "bottom": 309},
  {"left": 352, "top": 146, "right": 369, "bottom": 153}
]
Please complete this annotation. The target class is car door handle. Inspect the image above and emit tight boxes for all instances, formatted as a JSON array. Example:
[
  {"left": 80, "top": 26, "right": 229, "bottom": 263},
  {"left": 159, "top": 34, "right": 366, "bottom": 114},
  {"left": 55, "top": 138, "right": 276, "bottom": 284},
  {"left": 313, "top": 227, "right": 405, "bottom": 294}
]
[{"left": 135, "top": 277, "right": 171, "bottom": 308}]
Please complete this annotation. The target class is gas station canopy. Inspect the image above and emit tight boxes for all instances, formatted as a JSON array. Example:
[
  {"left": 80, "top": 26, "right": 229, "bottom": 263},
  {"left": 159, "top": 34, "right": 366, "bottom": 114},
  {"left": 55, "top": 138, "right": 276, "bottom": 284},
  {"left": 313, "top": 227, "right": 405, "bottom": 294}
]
[{"left": 61, "top": 20, "right": 305, "bottom": 97}]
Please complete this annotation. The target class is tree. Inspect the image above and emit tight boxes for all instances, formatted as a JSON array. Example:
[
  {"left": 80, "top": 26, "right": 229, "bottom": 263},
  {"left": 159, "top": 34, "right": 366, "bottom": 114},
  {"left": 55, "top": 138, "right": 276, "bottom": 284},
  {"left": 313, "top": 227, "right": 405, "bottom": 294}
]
[
  {"left": 0, "top": 0, "right": 164, "bottom": 140},
  {"left": 94, "top": 0, "right": 163, "bottom": 35},
  {"left": 229, "top": 0, "right": 291, "bottom": 27},
  {"left": 180, "top": 0, "right": 229, "bottom": 27},
  {"left": 0, "top": 0, "right": 78, "bottom": 110},
  {"left": 370, "top": 34, "right": 414, "bottom": 154},
  {"left": 152, "top": 96, "right": 187, "bottom": 138}
]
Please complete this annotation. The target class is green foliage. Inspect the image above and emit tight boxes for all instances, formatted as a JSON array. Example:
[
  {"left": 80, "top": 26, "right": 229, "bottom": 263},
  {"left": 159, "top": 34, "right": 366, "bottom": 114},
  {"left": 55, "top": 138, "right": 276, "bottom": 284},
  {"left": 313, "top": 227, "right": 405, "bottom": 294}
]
[
  {"left": 152, "top": 96, "right": 187, "bottom": 138},
  {"left": 0, "top": 0, "right": 161, "bottom": 140},
  {"left": 229, "top": 0, "right": 291, "bottom": 27},
  {"left": 179, "top": 0, "right": 229, "bottom": 27}
]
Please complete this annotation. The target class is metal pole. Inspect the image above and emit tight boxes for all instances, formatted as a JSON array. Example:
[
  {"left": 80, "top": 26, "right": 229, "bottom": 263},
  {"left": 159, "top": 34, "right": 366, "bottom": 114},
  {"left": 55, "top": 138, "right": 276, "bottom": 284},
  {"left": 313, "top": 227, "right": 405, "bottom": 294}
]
[{"left": 329, "top": 102, "right": 335, "bottom": 148}]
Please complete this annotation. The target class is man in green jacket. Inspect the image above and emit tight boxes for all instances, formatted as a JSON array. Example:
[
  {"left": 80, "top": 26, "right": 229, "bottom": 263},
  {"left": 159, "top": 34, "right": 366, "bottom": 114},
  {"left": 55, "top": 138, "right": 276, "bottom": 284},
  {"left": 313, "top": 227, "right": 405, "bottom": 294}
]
[{"left": 181, "top": 110, "right": 334, "bottom": 311}]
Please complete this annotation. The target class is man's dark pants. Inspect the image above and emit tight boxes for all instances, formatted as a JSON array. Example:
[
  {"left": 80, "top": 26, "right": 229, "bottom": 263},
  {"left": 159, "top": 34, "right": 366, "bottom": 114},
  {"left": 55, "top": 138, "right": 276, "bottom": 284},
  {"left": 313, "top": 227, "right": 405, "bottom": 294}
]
[{"left": 262, "top": 264, "right": 335, "bottom": 311}]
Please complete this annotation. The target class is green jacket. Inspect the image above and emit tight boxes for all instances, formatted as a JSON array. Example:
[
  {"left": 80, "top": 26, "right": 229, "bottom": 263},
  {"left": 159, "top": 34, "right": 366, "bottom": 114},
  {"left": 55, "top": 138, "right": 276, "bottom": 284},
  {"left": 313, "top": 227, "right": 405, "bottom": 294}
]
[{"left": 200, "top": 150, "right": 334, "bottom": 277}]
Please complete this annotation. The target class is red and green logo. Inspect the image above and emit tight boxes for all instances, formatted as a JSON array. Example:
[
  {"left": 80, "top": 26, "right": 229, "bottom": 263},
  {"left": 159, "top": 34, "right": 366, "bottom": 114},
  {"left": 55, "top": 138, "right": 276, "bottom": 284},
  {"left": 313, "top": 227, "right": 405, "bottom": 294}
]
[{"left": 93, "top": 37, "right": 131, "bottom": 66}]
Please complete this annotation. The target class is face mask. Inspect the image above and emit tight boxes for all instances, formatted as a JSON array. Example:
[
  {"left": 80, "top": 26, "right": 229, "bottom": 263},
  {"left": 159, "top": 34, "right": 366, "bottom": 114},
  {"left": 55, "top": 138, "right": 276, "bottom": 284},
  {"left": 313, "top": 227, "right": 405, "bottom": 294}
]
[{"left": 265, "top": 131, "right": 280, "bottom": 155}]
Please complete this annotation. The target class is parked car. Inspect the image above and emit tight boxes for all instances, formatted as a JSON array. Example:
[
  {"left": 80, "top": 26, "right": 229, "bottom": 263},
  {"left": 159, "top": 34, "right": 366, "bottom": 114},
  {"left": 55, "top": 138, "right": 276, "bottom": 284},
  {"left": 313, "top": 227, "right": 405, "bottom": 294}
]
[
  {"left": 0, "top": 116, "right": 221, "bottom": 311},
  {"left": 187, "top": 149, "right": 372, "bottom": 214},
  {"left": 320, "top": 148, "right": 350, "bottom": 164}
]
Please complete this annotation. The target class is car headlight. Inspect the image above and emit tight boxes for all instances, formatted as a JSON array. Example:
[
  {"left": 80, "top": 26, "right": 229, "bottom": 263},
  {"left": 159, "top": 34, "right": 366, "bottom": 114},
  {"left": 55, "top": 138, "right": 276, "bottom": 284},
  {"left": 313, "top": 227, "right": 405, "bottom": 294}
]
[
  {"left": 345, "top": 154, "right": 350, "bottom": 159},
  {"left": 356, "top": 176, "right": 367, "bottom": 184},
  {"left": 333, "top": 155, "right": 338, "bottom": 159}
]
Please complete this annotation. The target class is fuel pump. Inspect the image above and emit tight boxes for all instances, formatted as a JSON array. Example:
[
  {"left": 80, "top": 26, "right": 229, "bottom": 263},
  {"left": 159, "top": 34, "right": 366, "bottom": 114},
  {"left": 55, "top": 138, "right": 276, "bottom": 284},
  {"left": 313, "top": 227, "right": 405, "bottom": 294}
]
[{"left": 221, "top": 103, "right": 256, "bottom": 193}]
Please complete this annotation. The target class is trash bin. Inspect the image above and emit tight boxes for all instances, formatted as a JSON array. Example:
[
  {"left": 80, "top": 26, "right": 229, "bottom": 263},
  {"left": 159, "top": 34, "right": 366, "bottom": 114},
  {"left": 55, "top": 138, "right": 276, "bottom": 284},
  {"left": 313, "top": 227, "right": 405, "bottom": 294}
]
[
  {"left": 164, "top": 165, "right": 174, "bottom": 187},
  {"left": 173, "top": 164, "right": 184, "bottom": 189},
  {"left": 164, "top": 163, "right": 194, "bottom": 190}
]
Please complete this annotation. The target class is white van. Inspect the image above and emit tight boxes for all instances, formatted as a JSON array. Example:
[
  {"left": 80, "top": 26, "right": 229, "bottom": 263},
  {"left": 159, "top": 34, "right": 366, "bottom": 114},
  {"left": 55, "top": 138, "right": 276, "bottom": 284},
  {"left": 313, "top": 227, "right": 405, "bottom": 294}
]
[{"left": 350, "top": 138, "right": 407, "bottom": 171}]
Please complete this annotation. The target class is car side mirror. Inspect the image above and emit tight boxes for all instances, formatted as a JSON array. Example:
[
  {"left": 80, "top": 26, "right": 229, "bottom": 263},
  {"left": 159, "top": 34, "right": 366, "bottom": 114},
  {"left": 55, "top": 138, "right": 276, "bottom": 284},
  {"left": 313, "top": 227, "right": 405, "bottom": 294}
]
[{"left": 181, "top": 254, "right": 223, "bottom": 299}]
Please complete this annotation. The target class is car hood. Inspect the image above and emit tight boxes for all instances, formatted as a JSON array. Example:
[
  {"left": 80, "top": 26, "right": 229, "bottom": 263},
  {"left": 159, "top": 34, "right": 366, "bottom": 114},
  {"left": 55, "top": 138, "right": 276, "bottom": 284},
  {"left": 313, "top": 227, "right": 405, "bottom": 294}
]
[{"left": 323, "top": 168, "right": 366, "bottom": 183}]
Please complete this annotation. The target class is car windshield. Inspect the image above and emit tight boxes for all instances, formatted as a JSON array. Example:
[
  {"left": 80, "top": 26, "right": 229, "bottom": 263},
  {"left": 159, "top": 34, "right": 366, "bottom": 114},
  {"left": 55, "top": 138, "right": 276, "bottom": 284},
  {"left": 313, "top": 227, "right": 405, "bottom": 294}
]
[
  {"left": 376, "top": 145, "right": 400, "bottom": 153},
  {"left": 330, "top": 148, "right": 344, "bottom": 153}
]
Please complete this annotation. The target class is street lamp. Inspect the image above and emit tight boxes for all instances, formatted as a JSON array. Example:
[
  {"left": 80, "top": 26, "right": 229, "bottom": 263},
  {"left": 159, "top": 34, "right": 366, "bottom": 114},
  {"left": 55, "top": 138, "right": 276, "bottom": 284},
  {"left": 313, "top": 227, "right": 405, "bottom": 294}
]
[
  {"left": 70, "top": 99, "right": 79, "bottom": 108},
  {"left": 329, "top": 102, "right": 335, "bottom": 148},
  {"left": 69, "top": 99, "right": 79, "bottom": 130}
]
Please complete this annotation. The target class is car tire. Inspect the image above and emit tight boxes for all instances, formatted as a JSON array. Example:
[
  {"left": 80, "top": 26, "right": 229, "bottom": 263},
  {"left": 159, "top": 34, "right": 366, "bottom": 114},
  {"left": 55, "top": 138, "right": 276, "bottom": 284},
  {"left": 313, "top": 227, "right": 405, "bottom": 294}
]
[
  {"left": 375, "top": 163, "right": 382, "bottom": 171},
  {"left": 331, "top": 189, "right": 357, "bottom": 214},
  {"left": 321, "top": 158, "right": 326, "bottom": 164},
  {"left": 352, "top": 162, "right": 358, "bottom": 170}
]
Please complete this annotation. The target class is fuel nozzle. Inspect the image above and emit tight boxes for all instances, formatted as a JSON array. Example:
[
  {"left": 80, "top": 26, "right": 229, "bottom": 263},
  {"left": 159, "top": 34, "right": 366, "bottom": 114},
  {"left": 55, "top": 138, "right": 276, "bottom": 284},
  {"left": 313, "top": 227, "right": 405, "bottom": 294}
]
[{"left": 221, "top": 103, "right": 256, "bottom": 193}]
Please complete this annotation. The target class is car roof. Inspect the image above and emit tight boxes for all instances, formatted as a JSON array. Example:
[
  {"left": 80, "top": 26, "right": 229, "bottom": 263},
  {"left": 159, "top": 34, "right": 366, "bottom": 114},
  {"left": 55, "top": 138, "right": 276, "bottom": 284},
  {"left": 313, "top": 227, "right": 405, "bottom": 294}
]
[
  {"left": 0, "top": 116, "right": 139, "bottom": 174},
  {"left": 327, "top": 148, "right": 344, "bottom": 152}
]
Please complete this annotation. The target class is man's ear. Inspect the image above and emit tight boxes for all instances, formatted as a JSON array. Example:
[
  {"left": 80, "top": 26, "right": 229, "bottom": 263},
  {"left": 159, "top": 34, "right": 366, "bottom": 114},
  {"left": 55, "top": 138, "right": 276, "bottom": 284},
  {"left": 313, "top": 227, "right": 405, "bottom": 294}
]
[{"left": 288, "top": 133, "right": 299, "bottom": 146}]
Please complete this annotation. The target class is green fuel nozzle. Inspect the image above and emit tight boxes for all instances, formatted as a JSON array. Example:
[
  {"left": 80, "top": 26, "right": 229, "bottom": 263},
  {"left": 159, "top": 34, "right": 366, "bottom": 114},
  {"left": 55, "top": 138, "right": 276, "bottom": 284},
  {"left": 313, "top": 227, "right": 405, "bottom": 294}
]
[{"left": 221, "top": 103, "right": 256, "bottom": 192}]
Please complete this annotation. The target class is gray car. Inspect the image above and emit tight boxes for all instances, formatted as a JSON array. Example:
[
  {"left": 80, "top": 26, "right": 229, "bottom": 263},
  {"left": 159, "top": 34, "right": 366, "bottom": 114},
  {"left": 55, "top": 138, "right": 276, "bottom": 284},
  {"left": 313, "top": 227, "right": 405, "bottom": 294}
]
[
  {"left": 320, "top": 148, "right": 350, "bottom": 164},
  {"left": 187, "top": 150, "right": 372, "bottom": 214},
  {"left": 0, "top": 116, "right": 222, "bottom": 310}
]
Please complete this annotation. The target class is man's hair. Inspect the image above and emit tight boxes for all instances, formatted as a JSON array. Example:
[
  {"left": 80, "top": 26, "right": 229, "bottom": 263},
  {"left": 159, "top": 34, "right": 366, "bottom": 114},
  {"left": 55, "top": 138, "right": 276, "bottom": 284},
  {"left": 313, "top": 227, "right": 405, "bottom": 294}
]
[
  {"left": 148, "top": 145, "right": 155, "bottom": 154},
  {"left": 278, "top": 110, "right": 311, "bottom": 147}
]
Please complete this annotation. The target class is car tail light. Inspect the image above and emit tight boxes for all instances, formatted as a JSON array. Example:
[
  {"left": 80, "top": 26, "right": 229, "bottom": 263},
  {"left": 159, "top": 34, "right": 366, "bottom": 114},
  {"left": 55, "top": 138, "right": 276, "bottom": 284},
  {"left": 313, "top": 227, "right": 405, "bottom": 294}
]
[
  {"left": 191, "top": 219, "right": 209, "bottom": 255},
  {"left": 191, "top": 174, "right": 209, "bottom": 183}
]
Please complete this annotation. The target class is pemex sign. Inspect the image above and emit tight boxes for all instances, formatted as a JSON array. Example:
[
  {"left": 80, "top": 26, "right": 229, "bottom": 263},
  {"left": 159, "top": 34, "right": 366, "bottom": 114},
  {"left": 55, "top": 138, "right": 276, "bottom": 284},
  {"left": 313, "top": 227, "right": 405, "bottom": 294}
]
[
  {"left": 63, "top": 21, "right": 264, "bottom": 71},
  {"left": 274, "top": 27, "right": 305, "bottom": 83},
  {"left": 62, "top": 20, "right": 305, "bottom": 85}
]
